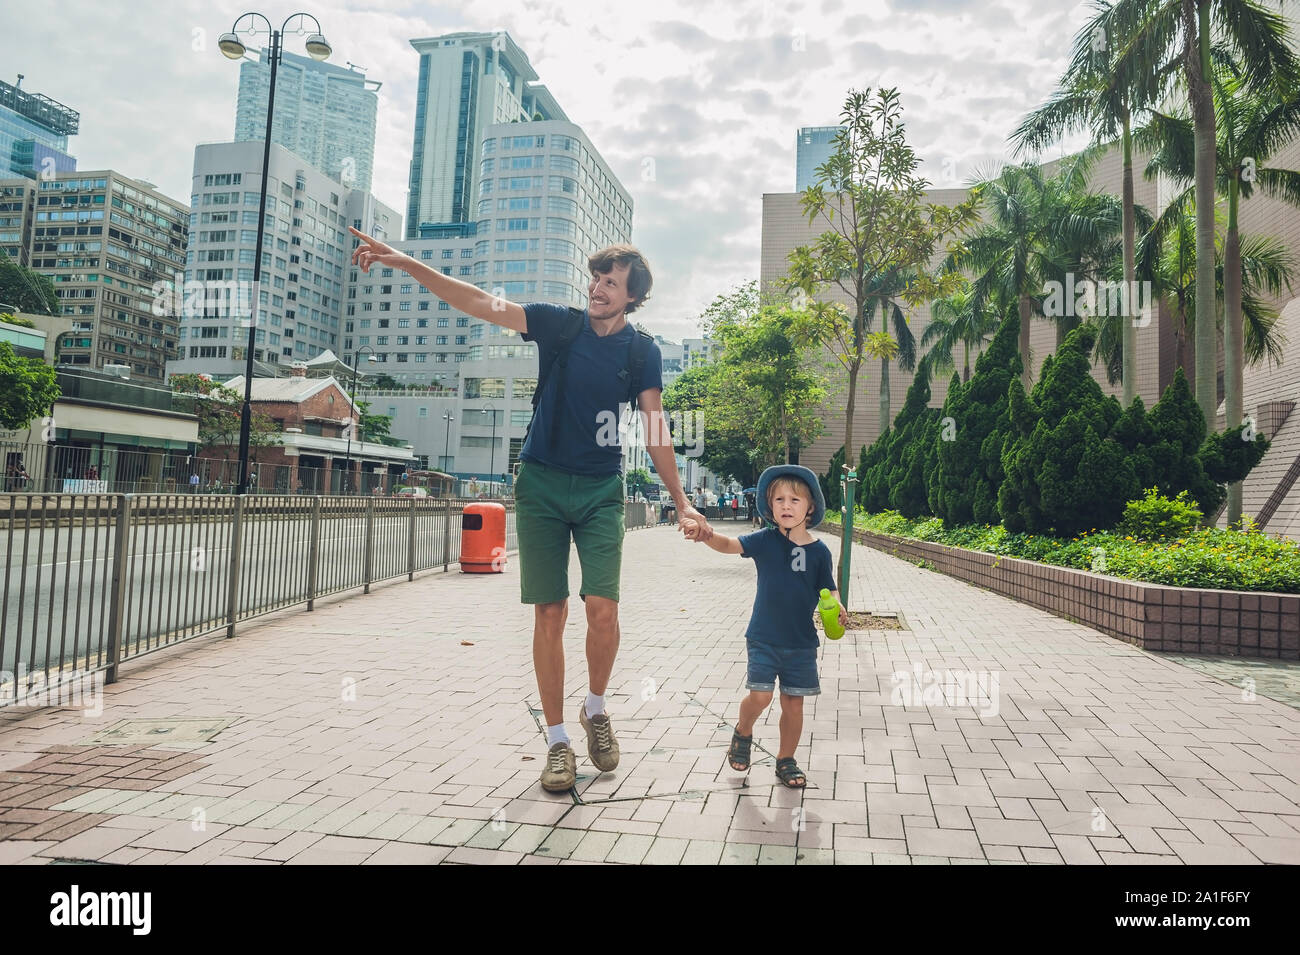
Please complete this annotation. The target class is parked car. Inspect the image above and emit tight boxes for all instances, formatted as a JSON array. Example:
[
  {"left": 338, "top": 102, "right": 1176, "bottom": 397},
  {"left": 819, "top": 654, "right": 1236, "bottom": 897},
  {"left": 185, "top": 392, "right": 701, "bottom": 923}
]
[{"left": 395, "top": 485, "right": 428, "bottom": 497}]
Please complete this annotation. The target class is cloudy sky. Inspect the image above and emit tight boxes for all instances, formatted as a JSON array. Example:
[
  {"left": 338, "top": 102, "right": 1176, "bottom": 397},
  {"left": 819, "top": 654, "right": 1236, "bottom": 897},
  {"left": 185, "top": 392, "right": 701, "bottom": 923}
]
[{"left": 16, "top": 0, "right": 1095, "bottom": 342}]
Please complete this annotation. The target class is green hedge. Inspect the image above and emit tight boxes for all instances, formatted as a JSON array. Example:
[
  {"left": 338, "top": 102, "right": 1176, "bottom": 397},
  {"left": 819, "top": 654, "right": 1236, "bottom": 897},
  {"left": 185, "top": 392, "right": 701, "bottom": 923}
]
[{"left": 824, "top": 507, "right": 1300, "bottom": 594}]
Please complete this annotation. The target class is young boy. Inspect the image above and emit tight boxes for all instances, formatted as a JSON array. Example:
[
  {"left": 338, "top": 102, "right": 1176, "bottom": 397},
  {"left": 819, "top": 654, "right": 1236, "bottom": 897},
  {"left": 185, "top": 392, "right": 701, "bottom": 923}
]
[{"left": 680, "top": 465, "right": 846, "bottom": 788}]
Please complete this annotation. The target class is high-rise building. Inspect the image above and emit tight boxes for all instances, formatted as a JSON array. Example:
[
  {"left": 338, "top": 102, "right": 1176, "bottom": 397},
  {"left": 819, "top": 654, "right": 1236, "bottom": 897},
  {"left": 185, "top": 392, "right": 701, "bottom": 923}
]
[
  {"left": 348, "top": 120, "right": 632, "bottom": 481},
  {"left": 0, "top": 76, "right": 78, "bottom": 181},
  {"left": 234, "top": 49, "right": 380, "bottom": 193},
  {"left": 405, "top": 32, "right": 567, "bottom": 239},
  {"left": 168, "top": 140, "right": 399, "bottom": 381},
  {"left": 0, "top": 179, "right": 38, "bottom": 267},
  {"left": 795, "top": 126, "right": 842, "bottom": 192},
  {"left": 0, "top": 169, "right": 188, "bottom": 382}
]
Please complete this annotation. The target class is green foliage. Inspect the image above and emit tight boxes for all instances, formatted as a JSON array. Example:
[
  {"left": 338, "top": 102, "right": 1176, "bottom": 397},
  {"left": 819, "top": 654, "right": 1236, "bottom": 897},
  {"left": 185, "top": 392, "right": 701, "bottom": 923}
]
[
  {"left": 705, "top": 282, "right": 828, "bottom": 465},
  {"left": 787, "top": 86, "right": 979, "bottom": 470},
  {"left": 0, "top": 341, "right": 60, "bottom": 431},
  {"left": 820, "top": 444, "right": 845, "bottom": 513},
  {"left": 662, "top": 364, "right": 760, "bottom": 486},
  {"left": 1118, "top": 488, "right": 1203, "bottom": 540},
  {"left": 0, "top": 261, "right": 59, "bottom": 315},
  {"left": 169, "top": 372, "right": 281, "bottom": 454},
  {"left": 1199, "top": 423, "right": 1270, "bottom": 486},
  {"left": 998, "top": 324, "right": 1137, "bottom": 536},
  {"left": 845, "top": 507, "right": 1300, "bottom": 593},
  {"left": 1, "top": 313, "right": 35, "bottom": 328},
  {"left": 356, "top": 400, "right": 392, "bottom": 441},
  {"left": 860, "top": 358, "right": 941, "bottom": 517},
  {"left": 929, "top": 309, "right": 1021, "bottom": 525}
]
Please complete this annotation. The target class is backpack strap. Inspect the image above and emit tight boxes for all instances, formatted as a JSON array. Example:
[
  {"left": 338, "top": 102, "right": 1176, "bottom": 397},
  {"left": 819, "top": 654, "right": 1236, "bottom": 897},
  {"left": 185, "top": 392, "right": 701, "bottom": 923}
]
[{"left": 620, "top": 326, "right": 655, "bottom": 410}]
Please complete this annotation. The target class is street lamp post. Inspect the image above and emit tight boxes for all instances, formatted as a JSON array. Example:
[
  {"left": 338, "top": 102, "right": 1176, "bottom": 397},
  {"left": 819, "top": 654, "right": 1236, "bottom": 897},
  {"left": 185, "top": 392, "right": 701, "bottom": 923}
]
[
  {"left": 219, "top": 12, "right": 332, "bottom": 496},
  {"left": 343, "top": 347, "right": 376, "bottom": 494},
  {"left": 441, "top": 410, "right": 454, "bottom": 496},
  {"left": 481, "top": 403, "right": 497, "bottom": 497}
]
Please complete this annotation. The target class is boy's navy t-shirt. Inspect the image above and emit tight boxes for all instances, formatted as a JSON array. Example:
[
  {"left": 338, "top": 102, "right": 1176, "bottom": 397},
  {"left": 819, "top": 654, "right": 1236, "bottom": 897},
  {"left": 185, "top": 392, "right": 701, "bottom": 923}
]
[
  {"left": 520, "top": 303, "right": 663, "bottom": 476},
  {"left": 739, "top": 527, "right": 837, "bottom": 648}
]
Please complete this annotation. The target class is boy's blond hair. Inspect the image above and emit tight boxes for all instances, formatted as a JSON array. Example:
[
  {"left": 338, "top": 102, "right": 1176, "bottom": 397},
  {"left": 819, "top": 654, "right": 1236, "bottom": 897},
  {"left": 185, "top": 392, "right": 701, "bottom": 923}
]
[{"left": 766, "top": 475, "right": 816, "bottom": 526}]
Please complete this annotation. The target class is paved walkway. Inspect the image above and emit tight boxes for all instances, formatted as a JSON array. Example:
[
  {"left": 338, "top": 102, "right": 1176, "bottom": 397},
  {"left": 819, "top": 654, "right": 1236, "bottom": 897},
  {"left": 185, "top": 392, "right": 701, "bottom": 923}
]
[{"left": 1, "top": 524, "right": 1297, "bottom": 865}]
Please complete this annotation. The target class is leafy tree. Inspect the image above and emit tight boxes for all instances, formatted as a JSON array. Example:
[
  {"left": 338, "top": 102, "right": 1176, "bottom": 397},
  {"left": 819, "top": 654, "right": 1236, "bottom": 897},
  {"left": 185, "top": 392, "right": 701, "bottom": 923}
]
[
  {"left": 661, "top": 364, "right": 760, "bottom": 487},
  {"left": 702, "top": 281, "right": 827, "bottom": 465},
  {"left": 356, "top": 400, "right": 392, "bottom": 441},
  {"left": 0, "top": 341, "right": 59, "bottom": 431},
  {"left": 169, "top": 372, "right": 281, "bottom": 459},
  {"left": 787, "top": 87, "right": 977, "bottom": 476},
  {"left": 0, "top": 260, "right": 58, "bottom": 315}
]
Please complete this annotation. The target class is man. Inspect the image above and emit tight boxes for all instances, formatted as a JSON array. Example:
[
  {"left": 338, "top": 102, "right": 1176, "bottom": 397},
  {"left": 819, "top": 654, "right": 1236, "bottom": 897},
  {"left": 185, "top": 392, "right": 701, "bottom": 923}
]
[{"left": 350, "top": 227, "right": 714, "bottom": 793}]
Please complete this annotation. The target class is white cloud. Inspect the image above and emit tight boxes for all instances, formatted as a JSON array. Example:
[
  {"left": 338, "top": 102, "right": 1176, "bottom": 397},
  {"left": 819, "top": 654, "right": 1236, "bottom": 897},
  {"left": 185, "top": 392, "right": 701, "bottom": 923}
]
[{"left": 13, "top": 0, "right": 1095, "bottom": 342}]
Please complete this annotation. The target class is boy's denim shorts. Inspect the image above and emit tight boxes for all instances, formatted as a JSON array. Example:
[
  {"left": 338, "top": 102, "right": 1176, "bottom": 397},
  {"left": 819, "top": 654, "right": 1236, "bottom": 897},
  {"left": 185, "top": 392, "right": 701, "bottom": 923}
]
[{"left": 745, "top": 641, "right": 820, "bottom": 696}]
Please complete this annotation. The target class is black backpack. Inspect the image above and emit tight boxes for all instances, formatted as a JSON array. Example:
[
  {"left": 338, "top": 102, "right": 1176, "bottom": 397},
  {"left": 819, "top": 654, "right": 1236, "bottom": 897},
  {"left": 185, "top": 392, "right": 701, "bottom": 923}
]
[{"left": 525, "top": 306, "right": 655, "bottom": 450}]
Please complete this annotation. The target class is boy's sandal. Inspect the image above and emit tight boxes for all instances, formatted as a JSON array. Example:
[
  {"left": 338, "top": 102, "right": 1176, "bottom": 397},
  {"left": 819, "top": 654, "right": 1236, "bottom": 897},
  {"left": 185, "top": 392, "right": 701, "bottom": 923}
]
[
  {"left": 727, "top": 730, "right": 752, "bottom": 771},
  {"left": 775, "top": 757, "right": 806, "bottom": 789}
]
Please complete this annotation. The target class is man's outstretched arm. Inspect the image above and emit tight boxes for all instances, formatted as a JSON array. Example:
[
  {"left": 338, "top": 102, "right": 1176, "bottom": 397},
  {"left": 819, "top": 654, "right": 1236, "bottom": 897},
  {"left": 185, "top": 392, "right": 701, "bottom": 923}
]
[{"left": 350, "top": 226, "right": 527, "bottom": 333}]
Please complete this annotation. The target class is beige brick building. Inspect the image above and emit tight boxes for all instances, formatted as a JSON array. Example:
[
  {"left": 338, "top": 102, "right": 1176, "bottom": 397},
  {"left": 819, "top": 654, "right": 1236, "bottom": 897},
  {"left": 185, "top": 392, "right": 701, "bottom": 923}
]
[{"left": 760, "top": 133, "right": 1300, "bottom": 536}]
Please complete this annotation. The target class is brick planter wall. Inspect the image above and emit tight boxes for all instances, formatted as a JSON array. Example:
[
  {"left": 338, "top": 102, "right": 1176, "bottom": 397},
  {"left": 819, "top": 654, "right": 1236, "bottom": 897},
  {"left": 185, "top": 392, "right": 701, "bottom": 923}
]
[{"left": 821, "top": 523, "right": 1299, "bottom": 660}]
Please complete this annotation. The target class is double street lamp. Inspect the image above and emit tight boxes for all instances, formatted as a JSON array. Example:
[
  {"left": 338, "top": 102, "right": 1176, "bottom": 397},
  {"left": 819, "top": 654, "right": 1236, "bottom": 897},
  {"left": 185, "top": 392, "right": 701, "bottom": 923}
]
[
  {"left": 343, "top": 347, "right": 376, "bottom": 494},
  {"left": 219, "top": 12, "right": 332, "bottom": 496}
]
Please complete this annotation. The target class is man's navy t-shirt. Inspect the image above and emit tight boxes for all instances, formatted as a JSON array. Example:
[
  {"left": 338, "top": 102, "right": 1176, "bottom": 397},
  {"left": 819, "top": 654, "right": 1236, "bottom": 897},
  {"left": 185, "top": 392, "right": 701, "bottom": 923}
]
[
  {"left": 739, "top": 527, "right": 837, "bottom": 648},
  {"left": 519, "top": 303, "right": 664, "bottom": 476}
]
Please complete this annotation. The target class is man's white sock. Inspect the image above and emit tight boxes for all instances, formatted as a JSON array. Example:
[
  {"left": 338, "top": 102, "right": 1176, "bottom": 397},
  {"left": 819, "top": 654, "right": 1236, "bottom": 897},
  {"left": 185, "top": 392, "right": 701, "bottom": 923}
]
[
  {"left": 585, "top": 692, "right": 605, "bottom": 718},
  {"left": 547, "top": 723, "right": 570, "bottom": 747}
]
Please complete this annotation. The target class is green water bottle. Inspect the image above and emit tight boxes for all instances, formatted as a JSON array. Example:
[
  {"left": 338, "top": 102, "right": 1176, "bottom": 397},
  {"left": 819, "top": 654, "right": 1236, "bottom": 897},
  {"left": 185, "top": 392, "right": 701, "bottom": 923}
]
[{"left": 818, "top": 588, "right": 844, "bottom": 640}]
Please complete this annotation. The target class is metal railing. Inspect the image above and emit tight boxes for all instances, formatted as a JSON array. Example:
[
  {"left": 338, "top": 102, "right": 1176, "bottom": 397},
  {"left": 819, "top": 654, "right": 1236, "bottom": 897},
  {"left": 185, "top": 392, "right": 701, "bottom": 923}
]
[{"left": 1, "top": 493, "right": 516, "bottom": 707}]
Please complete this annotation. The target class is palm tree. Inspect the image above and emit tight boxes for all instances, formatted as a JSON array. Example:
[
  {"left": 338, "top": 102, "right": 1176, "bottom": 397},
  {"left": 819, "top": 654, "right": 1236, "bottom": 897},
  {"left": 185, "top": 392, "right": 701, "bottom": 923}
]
[
  {"left": 1138, "top": 54, "right": 1300, "bottom": 526},
  {"left": 1011, "top": 0, "right": 1155, "bottom": 407},
  {"left": 863, "top": 330, "right": 901, "bottom": 431},
  {"left": 862, "top": 266, "right": 918, "bottom": 429},
  {"left": 921, "top": 285, "right": 1000, "bottom": 384},
  {"left": 1139, "top": 200, "right": 1292, "bottom": 393},
  {"left": 952, "top": 152, "right": 1116, "bottom": 391},
  {"left": 1106, "top": 0, "right": 1298, "bottom": 423}
]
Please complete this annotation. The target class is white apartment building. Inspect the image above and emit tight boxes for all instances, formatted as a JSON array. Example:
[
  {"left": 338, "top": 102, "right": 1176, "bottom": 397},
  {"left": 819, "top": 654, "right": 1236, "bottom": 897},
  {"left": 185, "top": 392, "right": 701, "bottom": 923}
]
[{"left": 168, "top": 140, "right": 399, "bottom": 380}]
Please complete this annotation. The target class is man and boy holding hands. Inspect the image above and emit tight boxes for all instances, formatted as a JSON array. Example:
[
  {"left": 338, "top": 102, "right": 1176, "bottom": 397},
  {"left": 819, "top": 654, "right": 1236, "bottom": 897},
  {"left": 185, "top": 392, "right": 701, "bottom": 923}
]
[{"left": 351, "top": 229, "right": 846, "bottom": 793}]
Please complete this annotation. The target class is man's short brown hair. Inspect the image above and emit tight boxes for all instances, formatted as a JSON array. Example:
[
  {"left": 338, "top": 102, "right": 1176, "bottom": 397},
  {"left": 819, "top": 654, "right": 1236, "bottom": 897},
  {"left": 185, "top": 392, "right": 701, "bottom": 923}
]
[{"left": 589, "top": 245, "right": 653, "bottom": 315}]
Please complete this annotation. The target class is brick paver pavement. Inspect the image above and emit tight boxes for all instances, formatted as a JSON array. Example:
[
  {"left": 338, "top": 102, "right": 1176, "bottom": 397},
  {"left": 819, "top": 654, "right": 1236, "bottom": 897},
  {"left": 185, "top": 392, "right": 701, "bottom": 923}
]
[{"left": 1, "top": 523, "right": 1297, "bottom": 864}]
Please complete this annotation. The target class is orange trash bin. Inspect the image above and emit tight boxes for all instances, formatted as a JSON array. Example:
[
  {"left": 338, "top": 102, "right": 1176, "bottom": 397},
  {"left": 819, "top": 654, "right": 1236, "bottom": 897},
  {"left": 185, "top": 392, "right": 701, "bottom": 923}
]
[{"left": 460, "top": 501, "right": 507, "bottom": 573}]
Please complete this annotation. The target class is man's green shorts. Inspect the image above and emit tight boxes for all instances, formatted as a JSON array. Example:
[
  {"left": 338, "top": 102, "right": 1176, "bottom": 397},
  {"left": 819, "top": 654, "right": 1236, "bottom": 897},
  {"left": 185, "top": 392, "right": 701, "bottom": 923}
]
[{"left": 515, "top": 459, "right": 624, "bottom": 604}]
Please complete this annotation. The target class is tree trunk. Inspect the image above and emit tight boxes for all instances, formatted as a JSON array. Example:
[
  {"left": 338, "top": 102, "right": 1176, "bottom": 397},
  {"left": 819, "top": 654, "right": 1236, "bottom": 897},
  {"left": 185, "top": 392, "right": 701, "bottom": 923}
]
[
  {"left": 1225, "top": 177, "right": 1244, "bottom": 529},
  {"left": 1018, "top": 294, "right": 1033, "bottom": 391},
  {"left": 963, "top": 341, "right": 971, "bottom": 383},
  {"left": 780, "top": 398, "right": 791, "bottom": 464},
  {"left": 844, "top": 359, "right": 860, "bottom": 479},
  {"left": 1191, "top": 0, "right": 1218, "bottom": 425},
  {"left": 879, "top": 357, "right": 891, "bottom": 433},
  {"left": 1121, "top": 113, "right": 1138, "bottom": 408}
]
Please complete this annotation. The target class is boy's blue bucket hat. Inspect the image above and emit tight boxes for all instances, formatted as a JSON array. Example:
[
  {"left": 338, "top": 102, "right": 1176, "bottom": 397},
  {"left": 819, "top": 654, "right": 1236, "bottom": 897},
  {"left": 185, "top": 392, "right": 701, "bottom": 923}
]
[{"left": 756, "top": 464, "right": 826, "bottom": 528}]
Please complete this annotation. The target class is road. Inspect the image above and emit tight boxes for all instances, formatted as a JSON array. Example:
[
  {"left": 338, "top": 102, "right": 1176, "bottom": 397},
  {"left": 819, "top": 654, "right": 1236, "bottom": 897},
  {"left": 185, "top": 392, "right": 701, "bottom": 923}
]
[{"left": 1, "top": 505, "right": 507, "bottom": 678}]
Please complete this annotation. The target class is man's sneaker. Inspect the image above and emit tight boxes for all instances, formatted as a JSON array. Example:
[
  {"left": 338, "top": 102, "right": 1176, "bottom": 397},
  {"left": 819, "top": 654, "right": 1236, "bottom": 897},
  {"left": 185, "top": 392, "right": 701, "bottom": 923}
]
[
  {"left": 578, "top": 703, "right": 620, "bottom": 772},
  {"left": 540, "top": 742, "right": 576, "bottom": 792}
]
